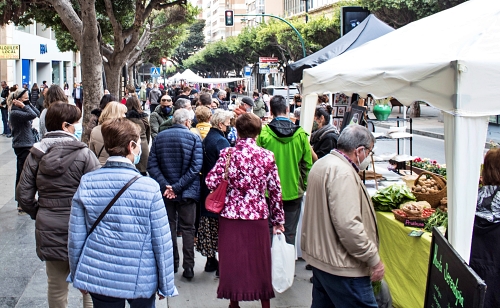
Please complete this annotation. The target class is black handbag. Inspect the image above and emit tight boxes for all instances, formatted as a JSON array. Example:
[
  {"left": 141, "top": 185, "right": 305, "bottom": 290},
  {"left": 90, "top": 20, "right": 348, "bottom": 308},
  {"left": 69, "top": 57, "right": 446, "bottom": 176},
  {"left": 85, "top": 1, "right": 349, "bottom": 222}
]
[{"left": 88, "top": 174, "right": 141, "bottom": 236}]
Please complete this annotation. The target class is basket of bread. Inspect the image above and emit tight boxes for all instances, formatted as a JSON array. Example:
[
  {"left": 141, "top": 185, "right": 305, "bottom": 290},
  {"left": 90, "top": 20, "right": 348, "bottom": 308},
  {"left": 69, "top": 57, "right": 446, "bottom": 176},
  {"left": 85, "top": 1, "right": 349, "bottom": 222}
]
[
  {"left": 410, "top": 172, "right": 446, "bottom": 208},
  {"left": 392, "top": 201, "right": 435, "bottom": 223}
]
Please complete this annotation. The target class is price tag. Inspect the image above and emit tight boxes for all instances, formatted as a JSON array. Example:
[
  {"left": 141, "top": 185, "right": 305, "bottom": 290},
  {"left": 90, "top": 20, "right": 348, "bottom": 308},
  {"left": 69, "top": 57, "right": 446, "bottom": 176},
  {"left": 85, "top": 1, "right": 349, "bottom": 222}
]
[{"left": 408, "top": 230, "right": 424, "bottom": 237}]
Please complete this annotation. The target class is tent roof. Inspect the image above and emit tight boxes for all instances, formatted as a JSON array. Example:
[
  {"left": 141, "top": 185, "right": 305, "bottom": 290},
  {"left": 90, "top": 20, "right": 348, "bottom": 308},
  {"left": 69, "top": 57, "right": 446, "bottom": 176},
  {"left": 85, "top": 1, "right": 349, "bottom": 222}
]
[
  {"left": 285, "top": 14, "right": 394, "bottom": 85},
  {"left": 302, "top": 0, "right": 500, "bottom": 116}
]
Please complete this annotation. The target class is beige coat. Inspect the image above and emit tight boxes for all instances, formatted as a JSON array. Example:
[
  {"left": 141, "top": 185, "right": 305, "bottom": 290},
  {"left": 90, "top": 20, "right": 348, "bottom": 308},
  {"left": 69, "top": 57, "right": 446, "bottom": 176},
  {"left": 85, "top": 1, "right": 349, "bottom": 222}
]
[
  {"left": 89, "top": 125, "right": 108, "bottom": 166},
  {"left": 301, "top": 150, "right": 380, "bottom": 277}
]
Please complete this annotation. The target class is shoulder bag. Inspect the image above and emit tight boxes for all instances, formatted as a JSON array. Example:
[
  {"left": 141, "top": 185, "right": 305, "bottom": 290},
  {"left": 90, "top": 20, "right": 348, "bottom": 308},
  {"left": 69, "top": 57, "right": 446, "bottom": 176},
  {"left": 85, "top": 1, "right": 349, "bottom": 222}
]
[
  {"left": 205, "top": 149, "right": 233, "bottom": 214},
  {"left": 88, "top": 174, "right": 141, "bottom": 236}
]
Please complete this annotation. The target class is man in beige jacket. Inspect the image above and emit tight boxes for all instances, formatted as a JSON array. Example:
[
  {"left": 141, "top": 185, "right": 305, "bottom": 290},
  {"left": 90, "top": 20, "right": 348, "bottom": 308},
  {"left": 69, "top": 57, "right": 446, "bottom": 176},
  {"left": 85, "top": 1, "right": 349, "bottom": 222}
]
[{"left": 301, "top": 124, "right": 384, "bottom": 308}]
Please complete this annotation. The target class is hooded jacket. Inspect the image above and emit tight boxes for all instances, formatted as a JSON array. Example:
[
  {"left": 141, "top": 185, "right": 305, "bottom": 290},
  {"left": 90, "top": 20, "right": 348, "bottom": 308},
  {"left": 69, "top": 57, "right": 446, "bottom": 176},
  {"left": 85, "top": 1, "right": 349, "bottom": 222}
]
[
  {"left": 257, "top": 118, "right": 312, "bottom": 201},
  {"left": 9, "top": 102, "right": 40, "bottom": 148},
  {"left": 16, "top": 131, "right": 100, "bottom": 261},
  {"left": 125, "top": 109, "right": 151, "bottom": 173},
  {"left": 150, "top": 104, "right": 173, "bottom": 140}
]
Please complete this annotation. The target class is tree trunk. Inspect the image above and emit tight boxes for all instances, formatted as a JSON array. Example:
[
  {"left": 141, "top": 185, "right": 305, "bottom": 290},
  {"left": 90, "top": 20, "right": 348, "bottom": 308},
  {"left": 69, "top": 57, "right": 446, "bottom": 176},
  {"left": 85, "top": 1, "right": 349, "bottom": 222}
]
[
  {"left": 409, "top": 101, "right": 421, "bottom": 118},
  {"left": 80, "top": 0, "right": 103, "bottom": 144},
  {"left": 103, "top": 62, "right": 123, "bottom": 99}
]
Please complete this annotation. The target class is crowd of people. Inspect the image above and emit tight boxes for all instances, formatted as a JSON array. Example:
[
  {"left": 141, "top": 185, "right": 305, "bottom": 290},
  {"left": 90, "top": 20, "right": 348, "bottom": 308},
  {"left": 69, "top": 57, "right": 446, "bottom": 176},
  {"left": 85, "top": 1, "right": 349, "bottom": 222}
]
[{"left": 16, "top": 79, "right": 500, "bottom": 308}]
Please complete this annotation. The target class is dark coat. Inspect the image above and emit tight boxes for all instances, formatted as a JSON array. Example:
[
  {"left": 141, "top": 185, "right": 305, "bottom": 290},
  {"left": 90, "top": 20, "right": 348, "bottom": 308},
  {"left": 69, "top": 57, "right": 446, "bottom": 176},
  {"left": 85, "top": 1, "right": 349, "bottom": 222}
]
[
  {"left": 30, "top": 89, "right": 40, "bottom": 105},
  {"left": 72, "top": 88, "right": 83, "bottom": 100},
  {"left": 9, "top": 102, "right": 40, "bottom": 148},
  {"left": 16, "top": 132, "right": 100, "bottom": 261},
  {"left": 125, "top": 110, "right": 151, "bottom": 173},
  {"left": 200, "top": 127, "right": 230, "bottom": 218},
  {"left": 470, "top": 217, "right": 500, "bottom": 308},
  {"left": 147, "top": 124, "right": 203, "bottom": 201},
  {"left": 310, "top": 125, "right": 339, "bottom": 159}
]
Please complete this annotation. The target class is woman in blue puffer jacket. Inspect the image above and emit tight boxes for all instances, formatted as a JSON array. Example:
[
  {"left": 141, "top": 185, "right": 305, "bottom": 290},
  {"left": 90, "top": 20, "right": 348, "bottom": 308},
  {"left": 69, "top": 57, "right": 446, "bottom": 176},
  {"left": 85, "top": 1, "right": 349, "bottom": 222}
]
[{"left": 68, "top": 118, "right": 178, "bottom": 308}]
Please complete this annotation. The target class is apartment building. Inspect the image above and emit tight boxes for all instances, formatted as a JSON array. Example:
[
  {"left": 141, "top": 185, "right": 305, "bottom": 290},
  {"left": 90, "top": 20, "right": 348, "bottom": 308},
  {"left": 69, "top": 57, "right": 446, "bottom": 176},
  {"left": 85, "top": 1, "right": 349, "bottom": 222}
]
[
  {"left": 0, "top": 23, "right": 79, "bottom": 90},
  {"left": 284, "top": 0, "right": 339, "bottom": 17}
]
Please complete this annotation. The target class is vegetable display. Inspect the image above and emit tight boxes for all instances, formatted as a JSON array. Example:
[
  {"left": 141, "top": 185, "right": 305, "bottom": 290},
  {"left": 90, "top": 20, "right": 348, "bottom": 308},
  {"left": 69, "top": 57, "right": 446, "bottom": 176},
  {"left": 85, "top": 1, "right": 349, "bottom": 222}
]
[
  {"left": 424, "top": 209, "right": 448, "bottom": 232},
  {"left": 372, "top": 184, "right": 417, "bottom": 212}
]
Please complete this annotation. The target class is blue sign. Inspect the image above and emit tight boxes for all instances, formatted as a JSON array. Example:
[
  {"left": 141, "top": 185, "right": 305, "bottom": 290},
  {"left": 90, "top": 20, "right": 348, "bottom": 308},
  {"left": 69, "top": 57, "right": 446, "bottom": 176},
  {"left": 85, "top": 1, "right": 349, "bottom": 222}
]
[
  {"left": 40, "top": 44, "right": 48, "bottom": 54},
  {"left": 150, "top": 67, "right": 161, "bottom": 77},
  {"left": 244, "top": 66, "right": 251, "bottom": 77}
]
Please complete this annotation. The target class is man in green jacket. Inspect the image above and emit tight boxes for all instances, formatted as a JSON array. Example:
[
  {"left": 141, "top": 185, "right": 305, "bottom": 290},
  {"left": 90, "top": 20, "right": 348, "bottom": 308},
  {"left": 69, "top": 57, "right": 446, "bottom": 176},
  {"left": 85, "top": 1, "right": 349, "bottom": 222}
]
[{"left": 257, "top": 95, "right": 312, "bottom": 245}]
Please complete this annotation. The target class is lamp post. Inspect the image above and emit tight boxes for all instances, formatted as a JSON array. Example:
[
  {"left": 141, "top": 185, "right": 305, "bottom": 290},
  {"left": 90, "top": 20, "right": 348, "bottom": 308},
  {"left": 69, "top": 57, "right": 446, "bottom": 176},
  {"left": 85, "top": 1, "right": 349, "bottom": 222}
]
[{"left": 161, "top": 57, "right": 167, "bottom": 88}]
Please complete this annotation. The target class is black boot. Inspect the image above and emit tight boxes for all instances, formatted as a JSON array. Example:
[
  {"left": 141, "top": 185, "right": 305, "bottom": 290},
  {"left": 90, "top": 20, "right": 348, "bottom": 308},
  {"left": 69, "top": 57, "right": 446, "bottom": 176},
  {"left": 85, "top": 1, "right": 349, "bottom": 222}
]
[{"left": 204, "top": 257, "right": 218, "bottom": 272}]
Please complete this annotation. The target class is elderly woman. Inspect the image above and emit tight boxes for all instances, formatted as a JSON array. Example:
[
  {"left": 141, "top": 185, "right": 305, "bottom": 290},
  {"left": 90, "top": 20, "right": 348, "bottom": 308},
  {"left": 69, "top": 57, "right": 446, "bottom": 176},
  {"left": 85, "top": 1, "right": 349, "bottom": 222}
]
[
  {"left": 191, "top": 106, "right": 212, "bottom": 140},
  {"left": 206, "top": 113, "right": 285, "bottom": 308},
  {"left": 89, "top": 101, "right": 127, "bottom": 166},
  {"left": 17, "top": 102, "right": 99, "bottom": 307},
  {"left": 125, "top": 96, "right": 151, "bottom": 175},
  {"left": 197, "top": 109, "right": 233, "bottom": 275},
  {"left": 9, "top": 88, "right": 40, "bottom": 214},
  {"left": 68, "top": 118, "right": 178, "bottom": 307},
  {"left": 310, "top": 105, "right": 339, "bottom": 162},
  {"left": 470, "top": 148, "right": 500, "bottom": 307},
  {"left": 84, "top": 93, "right": 116, "bottom": 141}
]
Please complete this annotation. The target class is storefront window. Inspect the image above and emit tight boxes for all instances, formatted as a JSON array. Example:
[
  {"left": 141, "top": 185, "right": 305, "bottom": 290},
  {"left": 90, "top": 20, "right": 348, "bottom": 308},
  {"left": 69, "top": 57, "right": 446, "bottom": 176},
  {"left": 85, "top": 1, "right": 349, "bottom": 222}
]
[{"left": 52, "top": 61, "right": 60, "bottom": 85}]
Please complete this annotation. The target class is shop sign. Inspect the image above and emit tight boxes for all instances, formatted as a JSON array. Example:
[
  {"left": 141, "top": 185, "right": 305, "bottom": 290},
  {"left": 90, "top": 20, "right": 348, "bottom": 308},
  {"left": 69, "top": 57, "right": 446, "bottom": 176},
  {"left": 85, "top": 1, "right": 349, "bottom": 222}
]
[
  {"left": 40, "top": 44, "right": 48, "bottom": 55},
  {"left": 424, "top": 227, "right": 486, "bottom": 308},
  {"left": 0, "top": 45, "right": 20, "bottom": 60},
  {"left": 258, "top": 62, "right": 279, "bottom": 74},
  {"left": 258, "top": 57, "right": 278, "bottom": 63}
]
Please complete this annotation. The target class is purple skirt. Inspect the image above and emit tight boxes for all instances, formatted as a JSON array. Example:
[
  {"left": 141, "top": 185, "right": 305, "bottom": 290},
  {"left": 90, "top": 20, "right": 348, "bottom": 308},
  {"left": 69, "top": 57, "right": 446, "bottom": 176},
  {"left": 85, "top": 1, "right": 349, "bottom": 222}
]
[{"left": 217, "top": 217, "right": 275, "bottom": 301}]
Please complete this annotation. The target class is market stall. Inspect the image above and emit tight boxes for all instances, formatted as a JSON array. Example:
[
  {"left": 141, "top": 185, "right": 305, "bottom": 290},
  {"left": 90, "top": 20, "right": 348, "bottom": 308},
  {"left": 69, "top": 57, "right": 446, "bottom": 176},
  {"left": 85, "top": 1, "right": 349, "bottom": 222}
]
[{"left": 302, "top": 0, "right": 500, "bottom": 263}]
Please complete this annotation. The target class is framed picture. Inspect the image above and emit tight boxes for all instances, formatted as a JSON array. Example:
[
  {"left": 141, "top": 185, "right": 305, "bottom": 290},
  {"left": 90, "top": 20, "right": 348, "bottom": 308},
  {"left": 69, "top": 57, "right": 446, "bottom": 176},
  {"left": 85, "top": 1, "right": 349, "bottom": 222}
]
[
  {"left": 341, "top": 105, "right": 366, "bottom": 131},
  {"left": 334, "top": 93, "right": 351, "bottom": 105},
  {"left": 331, "top": 106, "right": 338, "bottom": 117},
  {"left": 332, "top": 118, "right": 340, "bottom": 129},
  {"left": 337, "top": 106, "right": 346, "bottom": 117},
  {"left": 338, "top": 119, "right": 344, "bottom": 129}
]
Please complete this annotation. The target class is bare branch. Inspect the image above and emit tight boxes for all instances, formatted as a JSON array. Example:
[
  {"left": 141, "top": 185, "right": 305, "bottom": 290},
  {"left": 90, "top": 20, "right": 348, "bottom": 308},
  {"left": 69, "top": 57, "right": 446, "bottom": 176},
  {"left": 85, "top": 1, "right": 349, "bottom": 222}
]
[
  {"left": 103, "top": 0, "right": 124, "bottom": 52},
  {"left": 49, "top": 0, "right": 83, "bottom": 48}
]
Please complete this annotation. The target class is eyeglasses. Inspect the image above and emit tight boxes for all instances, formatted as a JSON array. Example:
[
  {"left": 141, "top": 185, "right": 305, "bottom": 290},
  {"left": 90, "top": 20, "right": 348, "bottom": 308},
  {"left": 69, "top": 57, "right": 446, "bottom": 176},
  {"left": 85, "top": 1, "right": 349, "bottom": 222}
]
[
  {"left": 161, "top": 98, "right": 172, "bottom": 102},
  {"left": 364, "top": 147, "right": 375, "bottom": 156}
]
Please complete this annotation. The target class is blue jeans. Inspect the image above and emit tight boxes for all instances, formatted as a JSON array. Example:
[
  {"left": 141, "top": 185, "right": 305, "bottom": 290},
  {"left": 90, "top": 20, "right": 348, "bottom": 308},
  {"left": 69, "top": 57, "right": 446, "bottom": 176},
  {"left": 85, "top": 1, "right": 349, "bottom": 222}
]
[
  {"left": 1, "top": 107, "right": 10, "bottom": 134},
  {"left": 90, "top": 293, "right": 156, "bottom": 308},
  {"left": 311, "top": 267, "right": 378, "bottom": 308}
]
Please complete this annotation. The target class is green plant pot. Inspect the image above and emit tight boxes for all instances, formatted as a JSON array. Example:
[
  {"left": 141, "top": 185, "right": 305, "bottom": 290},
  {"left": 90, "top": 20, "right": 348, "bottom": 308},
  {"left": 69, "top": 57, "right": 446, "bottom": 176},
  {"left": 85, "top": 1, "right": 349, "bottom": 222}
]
[{"left": 373, "top": 104, "right": 392, "bottom": 121}]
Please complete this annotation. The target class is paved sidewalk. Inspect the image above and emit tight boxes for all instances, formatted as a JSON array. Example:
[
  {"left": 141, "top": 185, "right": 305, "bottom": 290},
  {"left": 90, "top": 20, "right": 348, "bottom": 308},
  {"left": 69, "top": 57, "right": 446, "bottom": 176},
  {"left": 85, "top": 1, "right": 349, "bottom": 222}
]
[
  {"left": 0, "top": 134, "right": 312, "bottom": 308},
  {"left": 369, "top": 105, "right": 500, "bottom": 144}
]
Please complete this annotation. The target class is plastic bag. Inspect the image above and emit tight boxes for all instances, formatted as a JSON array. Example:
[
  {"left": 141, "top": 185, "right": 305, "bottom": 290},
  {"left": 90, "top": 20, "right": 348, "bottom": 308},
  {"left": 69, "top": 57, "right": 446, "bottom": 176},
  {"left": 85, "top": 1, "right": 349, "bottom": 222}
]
[{"left": 271, "top": 233, "right": 295, "bottom": 293}]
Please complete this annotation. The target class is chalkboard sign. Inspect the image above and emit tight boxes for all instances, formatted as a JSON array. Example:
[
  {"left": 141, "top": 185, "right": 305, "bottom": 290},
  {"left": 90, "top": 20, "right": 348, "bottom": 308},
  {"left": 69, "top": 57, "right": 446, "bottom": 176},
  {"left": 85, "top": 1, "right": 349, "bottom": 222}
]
[{"left": 424, "top": 227, "right": 486, "bottom": 308}]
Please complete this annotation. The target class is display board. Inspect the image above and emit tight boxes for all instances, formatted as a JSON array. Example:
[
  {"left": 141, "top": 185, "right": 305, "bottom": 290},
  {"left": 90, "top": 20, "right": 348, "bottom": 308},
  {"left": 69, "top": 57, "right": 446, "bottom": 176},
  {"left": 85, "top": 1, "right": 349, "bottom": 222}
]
[{"left": 424, "top": 227, "right": 486, "bottom": 308}]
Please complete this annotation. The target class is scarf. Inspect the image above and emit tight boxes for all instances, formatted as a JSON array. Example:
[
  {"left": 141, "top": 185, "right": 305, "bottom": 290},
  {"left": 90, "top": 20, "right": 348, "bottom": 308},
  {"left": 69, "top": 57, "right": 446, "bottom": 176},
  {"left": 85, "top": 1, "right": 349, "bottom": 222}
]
[
  {"left": 310, "top": 123, "right": 339, "bottom": 146},
  {"left": 476, "top": 185, "right": 500, "bottom": 224}
]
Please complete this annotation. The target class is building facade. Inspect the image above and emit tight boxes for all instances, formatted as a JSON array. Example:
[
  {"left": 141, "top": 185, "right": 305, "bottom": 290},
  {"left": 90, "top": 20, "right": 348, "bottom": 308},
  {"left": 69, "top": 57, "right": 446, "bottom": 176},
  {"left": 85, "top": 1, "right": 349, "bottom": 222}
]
[
  {"left": 0, "top": 23, "right": 79, "bottom": 91},
  {"left": 284, "top": 0, "right": 340, "bottom": 17}
]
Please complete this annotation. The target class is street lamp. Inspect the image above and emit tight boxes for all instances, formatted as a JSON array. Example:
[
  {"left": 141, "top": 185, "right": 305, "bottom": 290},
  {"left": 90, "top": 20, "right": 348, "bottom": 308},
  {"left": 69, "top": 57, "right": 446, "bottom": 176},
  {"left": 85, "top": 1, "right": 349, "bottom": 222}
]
[{"left": 161, "top": 57, "right": 167, "bottom": 88}]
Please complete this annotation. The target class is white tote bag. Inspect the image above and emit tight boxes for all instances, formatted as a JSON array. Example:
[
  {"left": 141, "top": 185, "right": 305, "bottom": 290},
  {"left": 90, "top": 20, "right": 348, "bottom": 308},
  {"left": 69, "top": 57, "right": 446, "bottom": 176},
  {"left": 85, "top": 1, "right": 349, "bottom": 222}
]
[{"left": 271, "top": 233, "right": 295, "bottom": 293}]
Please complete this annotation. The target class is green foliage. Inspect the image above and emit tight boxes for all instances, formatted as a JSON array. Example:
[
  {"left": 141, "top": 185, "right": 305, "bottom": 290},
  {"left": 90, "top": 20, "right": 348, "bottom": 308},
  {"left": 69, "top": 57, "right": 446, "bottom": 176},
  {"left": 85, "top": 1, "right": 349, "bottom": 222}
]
[
  {"left": 169, "top": 19, "right": 206, "bottom": 69},
  {"left": 360, "top": 0, "right": 468, "bottom": 28}
]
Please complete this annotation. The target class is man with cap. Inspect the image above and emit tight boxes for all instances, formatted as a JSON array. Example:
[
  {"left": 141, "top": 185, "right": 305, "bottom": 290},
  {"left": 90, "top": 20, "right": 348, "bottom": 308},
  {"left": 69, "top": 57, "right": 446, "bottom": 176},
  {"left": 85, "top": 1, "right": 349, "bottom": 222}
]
[{"left": 234, "top": 96, "right": 254, "bottom": 117}]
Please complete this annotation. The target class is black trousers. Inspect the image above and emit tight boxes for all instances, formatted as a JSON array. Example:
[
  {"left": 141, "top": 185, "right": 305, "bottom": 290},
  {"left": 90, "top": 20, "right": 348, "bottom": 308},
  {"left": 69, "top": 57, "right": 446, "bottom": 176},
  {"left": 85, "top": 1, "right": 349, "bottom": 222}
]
[
  {"left": 1, "top": 107, "right": 10, "bottom": 134},
  {"left": 164, "top": 198, "right": 196, "bottom": 270},
  {"left": 14, "top": 147, "right": 31, "bottom": 201}
]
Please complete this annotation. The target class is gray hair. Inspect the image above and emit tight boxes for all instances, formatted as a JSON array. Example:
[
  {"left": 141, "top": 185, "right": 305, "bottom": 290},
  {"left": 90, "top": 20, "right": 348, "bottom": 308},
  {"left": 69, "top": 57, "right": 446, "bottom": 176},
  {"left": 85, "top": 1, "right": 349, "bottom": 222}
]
[
  {"left": 210, "top": 109, "right": 233, "bottom": 127},
  {"left": 174, "top": 98, "right": 191, "bottom": 110},
  {"left": 293, "top": 107, "right": 301, "bottom": 119},
  {"left": 337, "top": 124, "right": 375, "bottom": 153},
  {"left": 173, "top": 108, "right": 191, "bottom": 124},
  {"left": 218, "top": 90, "right": 226, "bottom": 98}
]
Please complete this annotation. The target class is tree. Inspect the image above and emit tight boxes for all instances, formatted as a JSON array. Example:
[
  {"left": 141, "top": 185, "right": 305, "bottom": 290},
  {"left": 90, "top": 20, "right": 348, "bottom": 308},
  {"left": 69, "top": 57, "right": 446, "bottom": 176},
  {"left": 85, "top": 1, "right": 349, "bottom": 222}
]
[
  {"left": 170, "top": 19, "right": 206, "bottom": 69},
  {"left": 360, "top": 0, "right": 468, "bottom": 28},
  {"left": 1, "top": 0, "right": 187, "bottom": 142}
]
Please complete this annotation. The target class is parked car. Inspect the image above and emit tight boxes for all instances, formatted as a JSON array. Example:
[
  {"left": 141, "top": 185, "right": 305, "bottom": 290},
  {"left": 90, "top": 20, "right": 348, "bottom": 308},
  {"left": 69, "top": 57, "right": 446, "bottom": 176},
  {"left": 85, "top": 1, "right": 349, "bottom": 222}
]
[{"left": 262, "top": 86, "right": 299, "bottom": 101}]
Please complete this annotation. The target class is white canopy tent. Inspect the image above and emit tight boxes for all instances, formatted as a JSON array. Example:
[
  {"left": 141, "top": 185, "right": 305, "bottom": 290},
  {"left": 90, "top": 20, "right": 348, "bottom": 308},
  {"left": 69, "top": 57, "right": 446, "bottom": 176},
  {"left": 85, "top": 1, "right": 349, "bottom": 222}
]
[
  {"left": 172, "top": 69, "right": 247, "bottom": 84},
  {"left": 302, "top": 0, "right": 500, "bottom": 262}
]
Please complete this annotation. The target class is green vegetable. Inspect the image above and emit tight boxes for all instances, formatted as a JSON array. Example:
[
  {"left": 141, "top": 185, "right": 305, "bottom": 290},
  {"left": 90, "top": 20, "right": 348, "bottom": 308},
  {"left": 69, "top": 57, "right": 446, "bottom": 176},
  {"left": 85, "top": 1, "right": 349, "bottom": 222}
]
[
  {"left": 424, "top": 209, "right": 448, "bottom": 232},
  {"left": 372, "top": 184, "right": 417, "bottom": 211}
]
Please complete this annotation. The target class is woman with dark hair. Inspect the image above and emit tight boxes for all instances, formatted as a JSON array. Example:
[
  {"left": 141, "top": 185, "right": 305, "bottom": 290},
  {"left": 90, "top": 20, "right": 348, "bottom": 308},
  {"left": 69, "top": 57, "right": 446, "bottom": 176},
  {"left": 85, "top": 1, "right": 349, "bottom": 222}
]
[
  {"left": 125, "top": 96, "right": 150, "bottom": 175},
  {"left": 470, "top": 148, "right": 500, "bottom": 308},
  {"left": 84, "top": 93, "right": 117, "bottom": 141},
  {"left": 310, "top": 105, "right": 339, "bottom": 162},
  {"left": 9, "top": 88, "right": 40, "bottom": 214},
  {"left": 30, "top": 83, "right": 40, "bottom": 106},
  {"left": 39, "top": 85, "right": 70, "bottom": 137},
  {"left": 68, "top": 118, "right": 177, "bottom": 307},
  {"left": 206, "top": 113, "right": 284, "bottom": 308},
  {"left": 17, "top": 102, "right": 99, "bottom": 306}
]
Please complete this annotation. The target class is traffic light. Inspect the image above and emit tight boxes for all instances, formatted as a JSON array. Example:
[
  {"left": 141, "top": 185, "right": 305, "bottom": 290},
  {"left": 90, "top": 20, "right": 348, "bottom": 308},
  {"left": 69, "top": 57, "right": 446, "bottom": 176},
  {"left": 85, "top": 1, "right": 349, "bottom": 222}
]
[
  {"left": 161, "top": 58, "right": 167, "bottom": 65},
  {"left": 225, "top": 10, "right": 234, "bottom": 26}
]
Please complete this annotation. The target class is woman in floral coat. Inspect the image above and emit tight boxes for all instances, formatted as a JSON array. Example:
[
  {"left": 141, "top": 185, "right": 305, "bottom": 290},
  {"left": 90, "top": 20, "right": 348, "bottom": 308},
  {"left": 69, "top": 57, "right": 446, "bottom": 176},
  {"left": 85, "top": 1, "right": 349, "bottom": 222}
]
[{"left": 206, "top": 113, "right": 284, "bottom": 308}]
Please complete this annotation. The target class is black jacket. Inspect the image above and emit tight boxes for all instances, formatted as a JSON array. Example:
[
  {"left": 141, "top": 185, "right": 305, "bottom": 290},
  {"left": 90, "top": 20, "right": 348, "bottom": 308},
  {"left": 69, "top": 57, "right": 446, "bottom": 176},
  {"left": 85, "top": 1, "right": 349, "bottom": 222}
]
[
  {"left": 200, "top": 127, "right": 230, "bottom": 218},
  {"left": 310, "top": 124, "right": 339, "bottom": 159}
]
